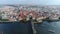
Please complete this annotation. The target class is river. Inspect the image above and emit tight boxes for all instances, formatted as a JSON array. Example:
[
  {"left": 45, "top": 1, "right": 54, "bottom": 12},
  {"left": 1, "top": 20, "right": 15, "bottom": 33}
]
[
  {"left": 0, "top": 21, "right": 33, "bottom": 34},
  {"left": 34, "top": 21, "right": 60, "bottom": 34},
  {"left": 0, "top": 21, "right": 60, "bottom": 34}
]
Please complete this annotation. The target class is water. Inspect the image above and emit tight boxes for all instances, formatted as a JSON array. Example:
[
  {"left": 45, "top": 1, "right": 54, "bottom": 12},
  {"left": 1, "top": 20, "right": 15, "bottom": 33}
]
[
  {"left": 0, "top": 21, "right": 60, "bottom": 34},
  {"left": 34, "top": 21, "right": 60, "bottom": 34},
  {"left": 0, "top": 21, "right": 33, "bottom": 34}
]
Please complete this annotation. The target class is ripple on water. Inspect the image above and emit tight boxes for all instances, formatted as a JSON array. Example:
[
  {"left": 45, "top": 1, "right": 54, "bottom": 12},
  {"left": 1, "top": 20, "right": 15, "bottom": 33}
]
[{"left": 34, "top": 21, "right": 60, "bottom": 34}]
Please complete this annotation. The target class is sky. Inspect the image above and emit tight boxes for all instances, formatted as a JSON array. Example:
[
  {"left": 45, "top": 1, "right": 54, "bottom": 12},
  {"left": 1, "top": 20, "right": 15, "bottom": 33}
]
[{"left": 0, "top": 0, "right": 60, "bottom": 5}]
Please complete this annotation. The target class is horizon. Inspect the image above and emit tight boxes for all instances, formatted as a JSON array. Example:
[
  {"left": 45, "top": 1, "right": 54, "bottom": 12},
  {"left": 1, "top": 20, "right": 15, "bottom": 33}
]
[{"left": 0, "top": 0, "right": 60, "bottom": 5}]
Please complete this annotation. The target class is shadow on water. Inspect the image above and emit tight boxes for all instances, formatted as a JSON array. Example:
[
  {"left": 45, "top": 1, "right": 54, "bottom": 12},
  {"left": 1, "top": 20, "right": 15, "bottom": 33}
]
[{"left": 0, "top": 21, "right": 33, "bottom": 34}]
